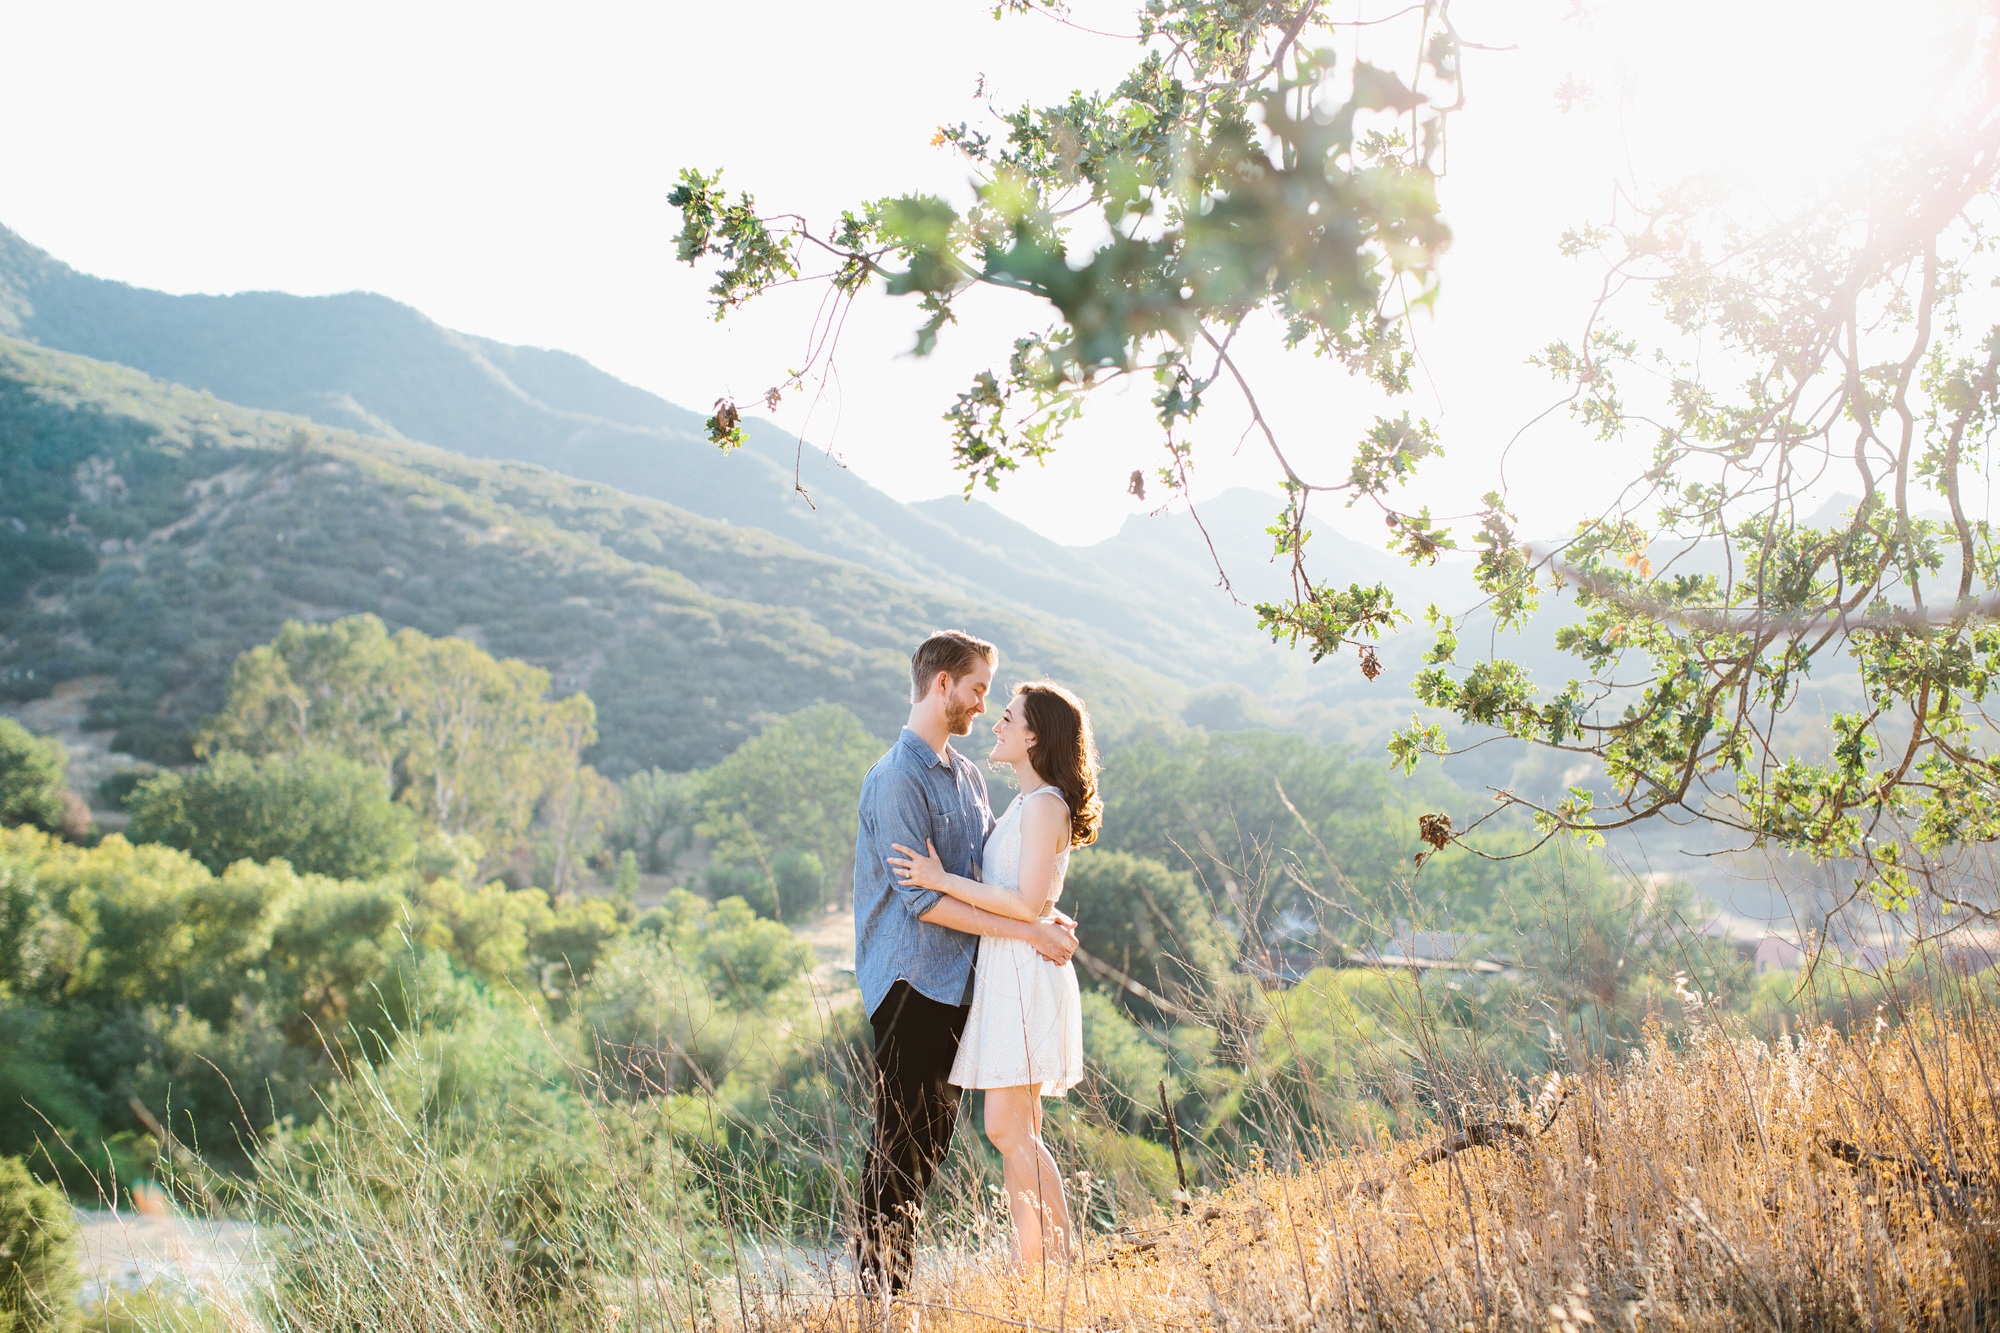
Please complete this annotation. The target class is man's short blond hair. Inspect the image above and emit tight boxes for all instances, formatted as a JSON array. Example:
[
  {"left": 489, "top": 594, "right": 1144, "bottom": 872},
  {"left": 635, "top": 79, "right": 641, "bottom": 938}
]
[{"left": 910, "top": 630, "right": 998, "bottom": 703}]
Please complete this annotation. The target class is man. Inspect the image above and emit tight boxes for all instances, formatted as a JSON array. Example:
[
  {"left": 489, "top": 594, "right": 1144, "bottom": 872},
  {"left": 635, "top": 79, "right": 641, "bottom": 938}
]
[{"left": 853, "top": 629, "right": 1077, "bottom": 1296}]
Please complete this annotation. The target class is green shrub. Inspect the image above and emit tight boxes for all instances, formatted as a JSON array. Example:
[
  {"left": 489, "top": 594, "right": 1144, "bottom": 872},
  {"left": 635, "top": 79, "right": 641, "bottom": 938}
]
[
  {"left": 694, "top": 704, "right": 877, "bottom": 918},
  {"left": 127, "top": 750, "right": 416, "bottom": 878},
  {"left": 770, "top": 850, "right": 826, "bottom": 922},
  {"left": 1077, "top": 990, "right": 1171, "bottom": 1130},
  {"left": 0, "top": 1002, "right": 118, "bottom": 1192},
  {"left": 92, "top": 770, "right": 153, "bottom": 812},
  {"left": 0, "top": 1153, "right": 77, "bottom": 1333},
  {"left": 1064, "top": 850, "right": 1234, "bottom": 1015},
  {"left": 608, "top": 768, "right": 691, "bottom": 873},
  {"left": 0, "top": 827, "right": 417, "bottom": 1174},
  {"left": 0, "top": 722, "right": 71, "bottom": 838},
  {"left": 701, "top": 851, "right": 826, "bottom": 923},
  {"left": 587, "top": 892, "right": 810, "bottom": 1096},
  {"left": 531, "top": 895, "right": 628, "bottom": 1011},
  {"left": 257, "top": 989, "right": 719, "bottom": 1333},
  {"left": 685, "top": 897, "right": 813, "bottom": 1004}
]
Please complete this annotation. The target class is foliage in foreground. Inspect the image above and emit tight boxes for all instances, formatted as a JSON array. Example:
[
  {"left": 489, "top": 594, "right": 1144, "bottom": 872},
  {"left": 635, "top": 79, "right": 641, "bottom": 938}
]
[
  {"left": 0, "top": 1154, "right": 75, "bottom": 1333},
  {"left": 0, "top": 824, "right": 797, "bottom": 1192},
  {"left": 75, "top": 960, "right": 2000, "bottom": 1333},
  {"left": 0, "top": 701, "right": 1746, "bottom": 1206},
  {"left": 250, "top": 988, "right": 726, "bottom": 1333},
  {"left": 671, "top": 0, "right": 2000, "bottom": 931}
]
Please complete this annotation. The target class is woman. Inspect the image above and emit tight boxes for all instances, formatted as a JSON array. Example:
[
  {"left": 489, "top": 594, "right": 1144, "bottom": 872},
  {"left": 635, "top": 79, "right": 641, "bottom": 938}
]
[{"left": 887, "top": 680, "right": 1102, "bottom": 1274}]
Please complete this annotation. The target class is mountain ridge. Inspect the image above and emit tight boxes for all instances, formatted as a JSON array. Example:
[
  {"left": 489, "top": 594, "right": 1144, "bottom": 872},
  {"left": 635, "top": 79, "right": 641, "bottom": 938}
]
[
  {"left": 0, "top": 223, "right": 1425, "bottom": 690},
  {"left": 0, "top": 335, "right": 1176, "bottom": 780}
]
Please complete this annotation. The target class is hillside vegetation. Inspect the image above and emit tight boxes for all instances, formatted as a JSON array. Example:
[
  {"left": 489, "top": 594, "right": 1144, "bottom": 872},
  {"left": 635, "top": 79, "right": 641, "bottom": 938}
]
[
  {"left": 0, "top": 223, "right": 1293, "bottom": 686},
  {"left": 0, "top": 336, "right": 1169, "bottom": 774},
  {"left": 3, "top": 586, "right": 1990, "bottom": 1331},
  {"left": 0, "top": 222, "right": 1529, "bottom": 706}
]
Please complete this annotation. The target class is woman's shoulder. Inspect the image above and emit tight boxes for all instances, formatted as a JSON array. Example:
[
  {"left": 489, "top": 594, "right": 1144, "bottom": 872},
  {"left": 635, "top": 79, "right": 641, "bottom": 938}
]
[{"left": 1020, "top": 786, "right": 1071, "bottom": 838}]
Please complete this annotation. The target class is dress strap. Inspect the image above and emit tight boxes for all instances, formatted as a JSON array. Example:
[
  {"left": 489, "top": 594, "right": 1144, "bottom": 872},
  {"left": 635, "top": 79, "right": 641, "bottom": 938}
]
[{"left": 1023, "top": 784, "right": 1069, "bottom": 810}]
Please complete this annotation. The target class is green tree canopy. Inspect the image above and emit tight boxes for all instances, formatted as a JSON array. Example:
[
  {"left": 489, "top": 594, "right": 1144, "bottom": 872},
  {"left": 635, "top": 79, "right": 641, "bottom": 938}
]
[
  {"left": 200, "top": 615, "right": 596, "bottom": 857},
  {"left": 1064, "top": 849, "right": 1233, "bottom": 1018},
  {"left": 694, "top": 703, "right": 880, "bottom": 919},
  {"left": 1095, "top": 725, "right": 1408, "bottom": 950},
  {"left": 0, "top": 825, "right": 414, "bottom": 1175},
  {"left": 127, "top": 749, "right": 419, "bottom": 879},
  {"left": 0, "top": 721, "right": 75, "bottom": 840},
  {"left": 0, "top": 820, "right": 660, "bottom": 1183},
  {"left": 609, "top": 767, "right": 694, "bottom": 874}
]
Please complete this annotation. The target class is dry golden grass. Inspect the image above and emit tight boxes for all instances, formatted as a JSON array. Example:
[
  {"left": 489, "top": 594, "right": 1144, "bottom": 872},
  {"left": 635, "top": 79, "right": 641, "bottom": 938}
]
[{"left": 752, "top": 1000, "right": 2000, "bottom": 1333}]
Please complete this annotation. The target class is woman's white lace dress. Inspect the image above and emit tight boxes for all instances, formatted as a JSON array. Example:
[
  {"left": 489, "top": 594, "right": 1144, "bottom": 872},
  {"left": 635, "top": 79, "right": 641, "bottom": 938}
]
[{"left": 949, "top": 786, "right": 1084, "bottom": 1096}]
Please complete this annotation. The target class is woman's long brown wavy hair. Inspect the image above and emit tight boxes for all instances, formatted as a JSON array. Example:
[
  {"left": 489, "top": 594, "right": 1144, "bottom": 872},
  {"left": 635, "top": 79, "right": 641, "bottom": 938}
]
[{"left": 1015, "top": 681, "right": 1103, "bottom": 847}]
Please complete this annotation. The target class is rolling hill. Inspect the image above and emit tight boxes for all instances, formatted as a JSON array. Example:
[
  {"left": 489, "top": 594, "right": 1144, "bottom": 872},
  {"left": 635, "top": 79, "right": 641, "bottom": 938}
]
[
  {"left": 0, "top": 221, "right": 1629, "bottom": 799},
  {"left": 0, "top": 222, "right": 1447, "bottom": 692},
  {"left": 0, "top": 337, "right": 1175, "bottom": 781}
]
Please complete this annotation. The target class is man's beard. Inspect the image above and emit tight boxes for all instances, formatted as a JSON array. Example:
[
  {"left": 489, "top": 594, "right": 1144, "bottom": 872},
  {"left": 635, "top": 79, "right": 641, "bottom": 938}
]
[{"left": 945, "top": 698, "right": 979, "bottom": 736}]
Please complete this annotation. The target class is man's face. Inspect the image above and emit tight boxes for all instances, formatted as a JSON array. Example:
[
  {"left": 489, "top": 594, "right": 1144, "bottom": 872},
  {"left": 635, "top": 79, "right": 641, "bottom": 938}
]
[{"left": 942, "top": 661, "right": 994, "bottom": 736}]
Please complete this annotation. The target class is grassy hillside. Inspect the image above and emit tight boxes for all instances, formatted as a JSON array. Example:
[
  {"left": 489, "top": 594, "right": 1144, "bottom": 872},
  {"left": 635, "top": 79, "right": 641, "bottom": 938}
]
[
  {"left": 0, "top": 337, "right": 1173, "bottom": 776},
  {"left": 785, "top": 996, "right": 2000, "bottom": 1332}
]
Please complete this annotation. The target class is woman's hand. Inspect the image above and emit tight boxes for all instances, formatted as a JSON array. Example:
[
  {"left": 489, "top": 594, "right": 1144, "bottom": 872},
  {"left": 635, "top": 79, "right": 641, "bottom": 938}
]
[{"left": 887, "top": 839, "right": 947, "bottom": 892}]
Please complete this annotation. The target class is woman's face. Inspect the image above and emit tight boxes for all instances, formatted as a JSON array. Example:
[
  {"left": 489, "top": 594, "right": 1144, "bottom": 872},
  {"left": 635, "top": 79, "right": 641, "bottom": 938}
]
[{"left": 988, "top": 693, "right": 1036, "bottom": 767}]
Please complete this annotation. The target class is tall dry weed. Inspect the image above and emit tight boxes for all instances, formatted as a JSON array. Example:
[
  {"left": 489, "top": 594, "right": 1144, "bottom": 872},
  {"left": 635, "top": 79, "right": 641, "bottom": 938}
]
[{"left": 759, "top": 995, "right": 1999, "bottom": 1333}]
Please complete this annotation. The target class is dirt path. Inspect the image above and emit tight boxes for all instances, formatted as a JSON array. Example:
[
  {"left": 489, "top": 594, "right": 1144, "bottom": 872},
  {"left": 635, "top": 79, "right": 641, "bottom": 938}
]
[
  {"left": 72, "top": 1208, "right": 267, "bottom": 1304},
  {"left": 796, "top": 903, "right": 862, "bottom": 1016}
]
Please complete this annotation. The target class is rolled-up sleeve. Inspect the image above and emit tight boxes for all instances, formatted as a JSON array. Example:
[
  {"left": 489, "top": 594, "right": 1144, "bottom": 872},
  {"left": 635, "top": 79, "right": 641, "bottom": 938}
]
[{"left": 861, "top": 768, "right": 944, "bottom": 919}]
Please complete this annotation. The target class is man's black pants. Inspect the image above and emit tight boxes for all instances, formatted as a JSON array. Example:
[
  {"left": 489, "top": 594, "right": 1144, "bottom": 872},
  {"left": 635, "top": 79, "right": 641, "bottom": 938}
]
[{"left": 856, "top": 980, "right": 970, "bottom": 1294}]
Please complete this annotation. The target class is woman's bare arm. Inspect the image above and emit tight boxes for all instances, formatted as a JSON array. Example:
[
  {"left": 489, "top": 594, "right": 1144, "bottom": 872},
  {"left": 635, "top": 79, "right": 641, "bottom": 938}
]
[
  {"left": 918, "top": 895, "right": 1076, "bottom": 961},
  {"left": 1014, "top": 793, "right": 1070, "bottom": 912},
  {"left": 886, "top": 839, "right": 1042, "bottom": 922}
]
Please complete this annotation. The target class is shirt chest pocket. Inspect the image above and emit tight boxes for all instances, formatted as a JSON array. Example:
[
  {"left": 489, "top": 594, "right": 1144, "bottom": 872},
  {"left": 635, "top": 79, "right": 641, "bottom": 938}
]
[
  {"left": 931, "top": 807, "right": 963, "bottom": 861},
  {"left": 934, "top": 804, "right": 983, "bottom": 877}
]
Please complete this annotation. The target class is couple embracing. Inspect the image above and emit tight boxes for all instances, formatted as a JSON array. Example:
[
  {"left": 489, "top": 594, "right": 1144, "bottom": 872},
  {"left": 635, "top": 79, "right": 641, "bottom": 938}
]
[{"left": 852, "top": 629, "right": 1102, "bottom": 1294}]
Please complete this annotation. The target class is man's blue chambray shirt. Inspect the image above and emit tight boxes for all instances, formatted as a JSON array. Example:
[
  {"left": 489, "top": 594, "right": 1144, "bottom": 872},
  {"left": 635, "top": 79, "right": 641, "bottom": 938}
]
[{"left": 853, "top": 727, "right": 994, "bottom": 1018}]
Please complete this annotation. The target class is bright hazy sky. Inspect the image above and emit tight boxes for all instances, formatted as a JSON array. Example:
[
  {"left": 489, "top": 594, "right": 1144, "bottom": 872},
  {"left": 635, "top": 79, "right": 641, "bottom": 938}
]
[{"left": 0, "top": 0, "right": 1974, "bottom": 547}]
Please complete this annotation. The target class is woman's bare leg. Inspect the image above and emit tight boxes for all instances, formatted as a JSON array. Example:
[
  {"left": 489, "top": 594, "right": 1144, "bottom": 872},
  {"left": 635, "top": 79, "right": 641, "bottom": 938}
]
[{"left": 983, "top": 1085, "right": 1073, "bottom": 1273}]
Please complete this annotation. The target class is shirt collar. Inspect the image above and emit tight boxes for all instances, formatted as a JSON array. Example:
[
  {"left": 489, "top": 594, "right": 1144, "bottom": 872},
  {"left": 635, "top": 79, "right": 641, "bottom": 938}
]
[{"left": 898, "top": 726, "right": 952, "bottom": 770}]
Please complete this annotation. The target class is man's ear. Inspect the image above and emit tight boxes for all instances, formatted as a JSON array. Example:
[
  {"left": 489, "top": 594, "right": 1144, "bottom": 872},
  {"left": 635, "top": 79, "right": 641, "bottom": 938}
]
[{"left": 929, "top": 670, "right": 951, "bottom": 700}]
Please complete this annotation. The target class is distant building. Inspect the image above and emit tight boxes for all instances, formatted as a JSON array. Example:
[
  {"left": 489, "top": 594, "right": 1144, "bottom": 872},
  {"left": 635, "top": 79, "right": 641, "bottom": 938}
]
[{"left": 1243, "top": 927, "right": 1513, "bottom": 989}]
